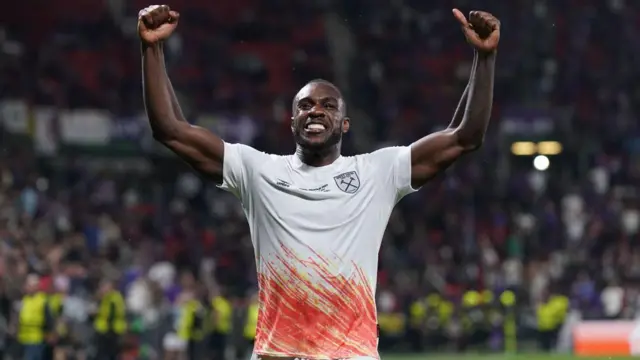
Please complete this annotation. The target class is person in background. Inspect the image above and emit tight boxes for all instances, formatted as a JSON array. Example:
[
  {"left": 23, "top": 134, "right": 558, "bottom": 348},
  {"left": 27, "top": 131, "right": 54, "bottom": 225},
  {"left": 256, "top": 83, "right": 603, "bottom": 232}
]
[
  {"left": 162, "top": 291, "right": 189, "bottom": 360},
  {"left": 536, "top": 290, "right": 559, "bottom": 351},
  {"left": 210, "top": 287, "right": 232, "bottom": 360},
  {"left": 17, "top": 274, "right": 52, "bottom": 360},
  {"left": 377, "top": 286, "right": 406, "bottom": 351},
  {"left": 177, "top": 286, "right": 210, "bottom": 360},
  {"left": 240, "top": 292, "right": 259, "bottom": 360},
  {"left": 601, "top": 278, "right": 624, "bottom": 319},
  {"left": 0, "top": 279, "right": 12, "bottom": 360},
  {"left": 41, "top": 276, "right": 56, "bottom": 360},
  {"left": 460, "top": 286, "right": 486, "bottom": 351},
  {"left": 50, "top": 278, "right": 72, "bottom": 360},
  {"left": 92, "top": 280, "right": 127, "bottom": 360},
  {"left": 407, "top": 294, "right": 428, "bottom": 352},
  {"left": 548, "top": 287, "right": 569, "bottom": 344},
  {"left": 498, "top": 288, "right": 517, "bottom": 353}
]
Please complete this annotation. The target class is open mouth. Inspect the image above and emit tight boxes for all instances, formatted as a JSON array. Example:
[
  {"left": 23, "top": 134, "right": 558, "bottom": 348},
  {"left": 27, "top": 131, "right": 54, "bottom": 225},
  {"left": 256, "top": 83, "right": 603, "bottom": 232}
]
[{"left": 304, "top": 122, "right": 327, "bottom": 134}]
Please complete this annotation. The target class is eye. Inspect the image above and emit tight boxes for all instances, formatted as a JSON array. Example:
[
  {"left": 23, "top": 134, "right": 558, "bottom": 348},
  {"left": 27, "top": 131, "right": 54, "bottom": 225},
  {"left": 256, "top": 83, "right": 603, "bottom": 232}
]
[
  {"left": 324, "top": 103, "right": 337, "bottom": 109},
  {"left": 299, "top": 103, "right": 312, "bottom": 110}
]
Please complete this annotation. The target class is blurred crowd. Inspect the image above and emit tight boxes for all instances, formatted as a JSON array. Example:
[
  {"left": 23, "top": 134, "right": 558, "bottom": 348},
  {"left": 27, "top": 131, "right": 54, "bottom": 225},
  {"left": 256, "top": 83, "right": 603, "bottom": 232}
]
[{"left": 1, "top": 0, "right": 640, "bottom": 359}]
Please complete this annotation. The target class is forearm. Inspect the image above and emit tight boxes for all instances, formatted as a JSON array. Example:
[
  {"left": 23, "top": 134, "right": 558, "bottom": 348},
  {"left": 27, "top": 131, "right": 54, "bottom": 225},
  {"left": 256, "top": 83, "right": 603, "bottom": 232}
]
[
  {"left": 448, "top": 53, "right": 477, "bottom": 129},
  {"left": 455, "top": 51, "right": 496, "bottom": 148},
  {"left": 142, "top": 43, "right": 186, "bottom": 140}
]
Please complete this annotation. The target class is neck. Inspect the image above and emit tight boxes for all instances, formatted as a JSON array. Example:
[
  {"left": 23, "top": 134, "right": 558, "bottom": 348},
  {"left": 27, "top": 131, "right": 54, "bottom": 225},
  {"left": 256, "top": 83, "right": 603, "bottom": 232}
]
[{"left": 295, "top": 144, "right": 340, "bottom": 167}]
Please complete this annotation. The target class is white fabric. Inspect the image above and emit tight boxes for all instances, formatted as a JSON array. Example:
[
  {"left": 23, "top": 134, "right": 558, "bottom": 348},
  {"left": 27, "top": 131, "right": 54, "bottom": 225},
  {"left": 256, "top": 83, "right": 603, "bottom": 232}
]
[{"left": 218, "top": 143, "right": 417, "bottom": 359}]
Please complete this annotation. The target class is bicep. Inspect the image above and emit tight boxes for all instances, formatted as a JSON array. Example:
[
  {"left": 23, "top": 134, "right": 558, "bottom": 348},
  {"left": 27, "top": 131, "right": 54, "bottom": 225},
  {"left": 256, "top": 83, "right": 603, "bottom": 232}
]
[
  {"left": 410, "top": 129, "right": 467, "bottom": 187},
  {"left": 161, "top": 124, "right": 225, "bottom": 183}
]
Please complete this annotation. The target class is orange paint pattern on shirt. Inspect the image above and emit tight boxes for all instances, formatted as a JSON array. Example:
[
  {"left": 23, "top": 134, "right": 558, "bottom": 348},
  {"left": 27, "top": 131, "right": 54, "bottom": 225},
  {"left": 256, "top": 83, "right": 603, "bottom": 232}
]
[{"left": 255, "top": 246, "right": 378, "bottom": 359}]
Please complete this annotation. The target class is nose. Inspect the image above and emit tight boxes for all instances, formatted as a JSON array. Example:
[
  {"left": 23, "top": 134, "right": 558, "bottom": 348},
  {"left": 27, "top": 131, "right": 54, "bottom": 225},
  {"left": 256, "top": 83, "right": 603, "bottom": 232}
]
[{"left": 309, "top": 105, "right": 325, "bottom": 117}]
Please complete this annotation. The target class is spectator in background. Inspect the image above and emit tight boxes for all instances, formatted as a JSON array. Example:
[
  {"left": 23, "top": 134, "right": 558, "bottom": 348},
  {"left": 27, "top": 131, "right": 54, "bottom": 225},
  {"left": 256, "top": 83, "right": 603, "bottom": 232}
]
[
  {"left": 16, "top": 274, "right": 52, "bottom": 360},
  {"left": 92, "top": 280, "right": 126, "bottom": 360},
  {"left": 0, "top": 0, "right": 640, "bottom": 357},
  {"left": 601, "top": 278, "right": 624, "bottom": 319},
  {"left": 0, "top": 279, "right": 11, "bottom": 359}
]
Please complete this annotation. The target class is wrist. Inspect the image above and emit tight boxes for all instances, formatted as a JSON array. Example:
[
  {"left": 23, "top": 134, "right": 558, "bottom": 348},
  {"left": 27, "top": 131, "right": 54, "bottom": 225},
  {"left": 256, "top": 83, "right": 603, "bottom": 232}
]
[
  {"left": 476, "top": 49, "right": 497, "bottom": 60},
  {"left": 141, "top": 41, "right": 163, "bottom": 52}
]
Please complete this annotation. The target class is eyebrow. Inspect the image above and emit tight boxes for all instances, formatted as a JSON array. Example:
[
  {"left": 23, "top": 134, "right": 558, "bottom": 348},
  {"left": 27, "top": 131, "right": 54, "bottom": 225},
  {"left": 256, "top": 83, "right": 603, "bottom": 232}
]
[{"left": 297, "top": 96, "right": 339, "bottom": 104}]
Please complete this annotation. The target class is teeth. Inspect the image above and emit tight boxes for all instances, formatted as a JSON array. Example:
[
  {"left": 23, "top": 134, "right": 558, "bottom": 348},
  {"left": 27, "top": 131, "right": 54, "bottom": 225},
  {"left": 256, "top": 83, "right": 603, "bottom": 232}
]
[{"left": 307, "top": 124, "right": 325, "bottom": 130}]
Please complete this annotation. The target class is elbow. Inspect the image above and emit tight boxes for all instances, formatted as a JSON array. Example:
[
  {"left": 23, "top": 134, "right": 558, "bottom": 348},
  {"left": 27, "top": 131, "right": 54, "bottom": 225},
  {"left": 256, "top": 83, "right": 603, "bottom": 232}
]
[
  {"left": 454, "top": 129, "right": 484, "bottom": 152},
  {"left": 150, "top": 119, "right": 186, "bottom": 143},
  {"left": 151, "top": 130, "right": 171, "bottom": 143},
  {"left": 464, "top": 138, "right": 484, "bottom": 152}
]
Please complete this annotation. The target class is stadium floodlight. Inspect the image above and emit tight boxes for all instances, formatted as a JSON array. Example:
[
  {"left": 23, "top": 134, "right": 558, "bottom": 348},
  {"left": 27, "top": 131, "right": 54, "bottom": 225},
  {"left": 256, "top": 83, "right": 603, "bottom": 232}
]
[
  {"left": 533, "top": 155, "right": 550, "bottom": 171},
  {"left": 537, "top": 141, "right": 562, "bottom": 155},
  {"left": 510, "top": 141, "right": 537, "bottom": 156}
]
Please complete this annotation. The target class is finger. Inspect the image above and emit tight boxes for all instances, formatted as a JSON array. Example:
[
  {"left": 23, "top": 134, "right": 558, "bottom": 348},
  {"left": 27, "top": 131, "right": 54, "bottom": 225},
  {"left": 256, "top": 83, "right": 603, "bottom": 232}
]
[
  {"left": 488, "top": 30, "right": 501, "bottom": 48},
  {"left": 476, "top": 11, "right": 494, "bottom": 19},
  {"left": 477, "top": 12, "right": 500, "bottom": 31},
  {"left": 452, "top": 9, "right": 469, "bottom": 27},
  {"left": 150, "top": 9, "right": 164, "bottom": 24},
  {"left": 139, "top": 5, "right": 159, "bottom": 19},
  {"left": 469, "top": 11, "right": 480, "bottom": 23},
  {"left": 168, "top": 10, "right": 180, "bottom": 23},
  {"left": 469, "top": 11, "right": 485, "bottom": 28},
  {"left": 143, "top": 13, "right": 154, "bottom": 28},
  {"left": 489, "top": 18, "right": 501, "bottom": 31}
]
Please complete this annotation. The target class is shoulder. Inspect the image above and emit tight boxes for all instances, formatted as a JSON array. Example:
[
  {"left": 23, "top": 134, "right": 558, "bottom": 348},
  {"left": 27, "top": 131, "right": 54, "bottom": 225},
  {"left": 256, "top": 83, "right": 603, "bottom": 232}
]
[
  {"left": 224, "top": 142, "right": 277, "bottom": 162},
  {"left": 223, "top": 142, "right": 287, "bottom": 174},
  {"left": 355, "top": 146, "right": 412, "bottom": 168}
]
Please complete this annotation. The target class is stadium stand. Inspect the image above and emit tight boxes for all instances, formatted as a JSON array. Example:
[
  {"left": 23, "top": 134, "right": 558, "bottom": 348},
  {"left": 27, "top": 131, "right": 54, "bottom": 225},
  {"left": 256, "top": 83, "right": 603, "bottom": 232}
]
[{"left": 0, "top": 0, "right": 639, "bottom": 358}]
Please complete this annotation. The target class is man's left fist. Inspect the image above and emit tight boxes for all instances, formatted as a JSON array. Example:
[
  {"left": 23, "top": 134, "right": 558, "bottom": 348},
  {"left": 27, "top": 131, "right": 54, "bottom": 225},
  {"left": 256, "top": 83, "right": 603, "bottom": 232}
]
[{"left": 453, "top": 9, "right": 500, "bottom": 54}]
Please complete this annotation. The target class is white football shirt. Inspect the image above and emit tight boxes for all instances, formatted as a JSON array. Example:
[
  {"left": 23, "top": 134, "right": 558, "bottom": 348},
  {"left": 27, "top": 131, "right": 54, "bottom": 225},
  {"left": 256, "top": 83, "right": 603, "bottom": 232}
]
[{"left": 218, "top": 142, "right": 418, "bottom": 359}]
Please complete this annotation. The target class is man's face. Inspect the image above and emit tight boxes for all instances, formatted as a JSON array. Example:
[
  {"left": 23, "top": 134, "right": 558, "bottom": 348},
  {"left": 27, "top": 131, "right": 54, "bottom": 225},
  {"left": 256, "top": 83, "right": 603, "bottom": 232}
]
[{"left": 291, "top": 83, "right": 349, "bottom": 151}]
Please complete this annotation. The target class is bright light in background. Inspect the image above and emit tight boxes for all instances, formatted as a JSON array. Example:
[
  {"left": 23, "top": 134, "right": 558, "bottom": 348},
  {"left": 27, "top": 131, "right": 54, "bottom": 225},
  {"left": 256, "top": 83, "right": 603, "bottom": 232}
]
[
  {"left": 533, "top": 155, "right": 550, "bottom": 171},
  {"left": 510, "top": 141, "right": 563, "bottom": 156},
  {"left": 511, "top": 141, "right": 537, "bottom": 156},
  {"left": 537, "top": 141, "right": 562, "bottom": 155}
]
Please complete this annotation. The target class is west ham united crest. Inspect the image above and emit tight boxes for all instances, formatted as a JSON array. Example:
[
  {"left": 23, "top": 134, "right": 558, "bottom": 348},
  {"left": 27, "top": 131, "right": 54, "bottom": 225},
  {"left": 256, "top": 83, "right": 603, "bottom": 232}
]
[{"left": 333, "top": 171, "right": 360, "bottom": 194}]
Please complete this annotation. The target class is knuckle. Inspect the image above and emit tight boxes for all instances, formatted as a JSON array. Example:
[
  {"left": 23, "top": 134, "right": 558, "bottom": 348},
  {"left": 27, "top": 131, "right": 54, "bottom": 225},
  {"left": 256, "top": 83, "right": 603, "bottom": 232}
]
[{"left": 139, "top": 5, "right": 159, "bottom": 17}]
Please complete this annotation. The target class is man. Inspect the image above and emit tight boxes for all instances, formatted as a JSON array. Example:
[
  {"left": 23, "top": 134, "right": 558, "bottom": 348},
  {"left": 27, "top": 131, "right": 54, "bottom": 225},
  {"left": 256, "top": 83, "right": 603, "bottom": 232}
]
[
  {"left": 138, "top": 4, "right": 499, "bottom": 359},
  {"left": 177, "top": 287, "right": 210, "bottom": 360},
  {"left": 210, "top": 288, "right": 232, "bottom": 360},
  {"left": 240, "top": 291, "right": 259, "bottom": 360},
  {"left": 92, "top": 280, "right": 127, "bottom": 360},
  {"left": 17, "top": 275, "right": 52, "bottom": 360}
]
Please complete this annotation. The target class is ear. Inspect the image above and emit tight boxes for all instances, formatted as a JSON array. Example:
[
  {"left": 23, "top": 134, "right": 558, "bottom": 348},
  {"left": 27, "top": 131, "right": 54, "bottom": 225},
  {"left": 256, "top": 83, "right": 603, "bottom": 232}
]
[
  {"left": 291, "top": 117, "right": 295, "bottom": 133},
  {"left": 342, "top": 117, "right": 350, "bottom": 133}
]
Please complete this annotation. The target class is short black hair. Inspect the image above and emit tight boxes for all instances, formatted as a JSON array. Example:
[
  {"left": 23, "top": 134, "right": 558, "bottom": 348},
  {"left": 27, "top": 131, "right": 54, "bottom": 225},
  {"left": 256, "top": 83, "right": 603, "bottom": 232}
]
[
  {"left": 292, "top": 79, "right": 346, "bottom": 114},
  {"left": 306, "top": 79, "right": 343, "bottom": 98}
]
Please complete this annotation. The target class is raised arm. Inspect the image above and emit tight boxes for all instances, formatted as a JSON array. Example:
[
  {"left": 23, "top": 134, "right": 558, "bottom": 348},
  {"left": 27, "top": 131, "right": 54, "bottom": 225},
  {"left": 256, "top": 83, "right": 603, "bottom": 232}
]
[
  {"left": 410, "top": 9, "right": 500, "bottom": 189},
  {"left": 139, "top": 5, "right": 225, "bottom": 184}
]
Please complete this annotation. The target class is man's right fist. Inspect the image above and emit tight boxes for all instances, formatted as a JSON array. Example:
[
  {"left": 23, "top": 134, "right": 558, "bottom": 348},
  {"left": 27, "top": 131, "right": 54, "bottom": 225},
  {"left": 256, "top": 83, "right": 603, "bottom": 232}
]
[{"left": 138, "top": 5, "right": 180, "bottom": 45}]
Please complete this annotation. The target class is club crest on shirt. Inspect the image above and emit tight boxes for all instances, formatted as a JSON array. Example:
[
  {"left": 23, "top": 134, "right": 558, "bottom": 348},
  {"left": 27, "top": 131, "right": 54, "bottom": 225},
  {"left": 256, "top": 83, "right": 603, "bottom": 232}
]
[{"left": 333, "top": 171, "right": 360, "bottom": 194}]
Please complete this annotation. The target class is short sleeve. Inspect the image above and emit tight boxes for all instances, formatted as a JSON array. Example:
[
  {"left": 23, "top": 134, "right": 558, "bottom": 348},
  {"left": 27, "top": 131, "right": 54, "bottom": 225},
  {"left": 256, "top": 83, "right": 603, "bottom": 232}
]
[
  {"left": 367, "top": 146, "right": 419, "bottom": 202},
  {"left": 217, "top": 142, "right": 268, "bottom": 200}
]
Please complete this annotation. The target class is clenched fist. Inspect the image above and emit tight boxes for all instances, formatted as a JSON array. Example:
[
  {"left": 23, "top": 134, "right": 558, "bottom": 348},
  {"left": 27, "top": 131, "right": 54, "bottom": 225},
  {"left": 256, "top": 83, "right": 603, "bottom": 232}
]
[
  {"left": 452, "top": 9, "right": 500, "bottom": 54},
  {"left": 138, "top": 5, "right": 180, "bottom": 45}
]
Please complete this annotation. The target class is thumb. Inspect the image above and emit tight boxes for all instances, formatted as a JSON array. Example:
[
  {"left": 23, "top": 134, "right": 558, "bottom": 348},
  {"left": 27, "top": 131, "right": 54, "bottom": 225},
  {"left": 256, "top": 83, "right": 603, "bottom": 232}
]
[
  {"left": 452, "top": 9, "right": 469, "bottom": 28},
  {"left": 452, "top": 8, "right": 477, "bottom": 40},
  {"left": 137, "top": 17, "right": 148, "bottom": 32}
]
